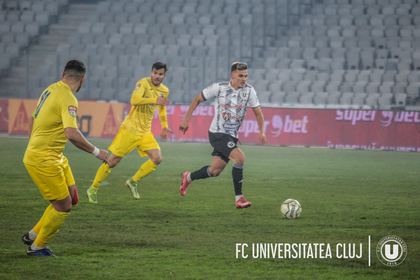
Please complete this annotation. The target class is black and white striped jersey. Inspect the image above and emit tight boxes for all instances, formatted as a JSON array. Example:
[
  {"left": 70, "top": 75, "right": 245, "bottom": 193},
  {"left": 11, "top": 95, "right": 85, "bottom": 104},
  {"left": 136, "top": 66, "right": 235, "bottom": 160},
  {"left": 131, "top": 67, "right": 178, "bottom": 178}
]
[{"left": 202, "top": 81, "right": 260, "bottom": 138}]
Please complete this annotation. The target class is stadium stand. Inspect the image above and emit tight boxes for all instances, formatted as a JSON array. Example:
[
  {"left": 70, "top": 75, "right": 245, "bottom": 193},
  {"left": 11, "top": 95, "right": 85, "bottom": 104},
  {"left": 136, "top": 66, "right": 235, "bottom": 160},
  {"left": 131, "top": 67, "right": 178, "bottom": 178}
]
[
  {"left": 0, "top": 0, "right": 419, "bottom": 109},
  {"left": 258, "top": 0, "right": 420, "bottom": 108},
  {"left": 0, "top": 0, "right": 86, "bottom": 97},
  {"left": 0, "top": 0, "right": 64, "bottom": 74}
]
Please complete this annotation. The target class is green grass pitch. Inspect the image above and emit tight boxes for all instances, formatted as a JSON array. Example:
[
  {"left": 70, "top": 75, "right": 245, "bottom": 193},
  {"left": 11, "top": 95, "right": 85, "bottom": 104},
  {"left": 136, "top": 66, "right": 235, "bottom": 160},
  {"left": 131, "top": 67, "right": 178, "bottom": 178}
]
[{"left": 0, "top": 136, "right": 419, "bottom": 279}]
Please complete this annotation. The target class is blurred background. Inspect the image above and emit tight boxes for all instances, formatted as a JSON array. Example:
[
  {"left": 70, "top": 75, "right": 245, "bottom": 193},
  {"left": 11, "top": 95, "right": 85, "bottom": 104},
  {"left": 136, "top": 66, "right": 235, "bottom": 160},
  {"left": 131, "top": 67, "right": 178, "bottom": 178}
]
[{"left": 1, "top": 0, "right": 419, "bottom": 109}]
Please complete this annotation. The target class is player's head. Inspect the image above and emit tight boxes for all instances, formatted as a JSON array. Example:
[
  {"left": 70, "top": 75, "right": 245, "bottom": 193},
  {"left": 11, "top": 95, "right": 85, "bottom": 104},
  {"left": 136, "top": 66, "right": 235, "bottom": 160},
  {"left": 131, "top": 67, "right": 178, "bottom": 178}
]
[
  {"left": 62, "top": 60, "right": 86, "bottom": 93},
  {"left": 150, "top": 62, "right": 167, "bottom": 86},
  {"left": 230, "top": 62, "right": 248, "bottom": 89}
]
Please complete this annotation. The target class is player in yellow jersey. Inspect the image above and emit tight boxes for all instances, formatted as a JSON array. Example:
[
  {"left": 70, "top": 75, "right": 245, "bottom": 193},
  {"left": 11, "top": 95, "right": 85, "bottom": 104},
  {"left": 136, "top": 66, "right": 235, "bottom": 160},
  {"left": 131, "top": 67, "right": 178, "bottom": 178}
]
[
  {"left": 86, "top": 62, "right": 171, "bottom": 203},
  {"left": 22, "top": 60, "right": 108, "bottom": 256}
]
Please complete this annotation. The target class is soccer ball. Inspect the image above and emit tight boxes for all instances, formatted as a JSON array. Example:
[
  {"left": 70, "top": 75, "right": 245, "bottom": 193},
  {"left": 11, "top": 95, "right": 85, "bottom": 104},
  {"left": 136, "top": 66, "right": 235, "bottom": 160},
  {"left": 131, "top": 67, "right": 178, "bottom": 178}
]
[{"left": 280, "top": 199, "right": 302, "bottom": 219}]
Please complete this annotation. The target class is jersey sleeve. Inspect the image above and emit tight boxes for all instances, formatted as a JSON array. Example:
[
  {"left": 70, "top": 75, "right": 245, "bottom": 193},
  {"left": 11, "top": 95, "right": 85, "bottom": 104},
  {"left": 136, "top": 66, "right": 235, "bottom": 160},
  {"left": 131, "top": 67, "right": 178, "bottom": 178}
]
[
  {"left": 160, "top": 84, "right": 169, "bottom": 99},
  {"left": 61, "top": 92, "right": 79, "bottom": 129},
  {"left": 202, "top": 83, "right": 219, "bottom": 100},
  {"left": 247, "top": 87, "right": 260, "bottom": 108},
  {"left": 130, "top": 80, "right": 158, "bottom": 105},
  {"left": 158, "top": 105, "right": 168, "bottom": 129}
]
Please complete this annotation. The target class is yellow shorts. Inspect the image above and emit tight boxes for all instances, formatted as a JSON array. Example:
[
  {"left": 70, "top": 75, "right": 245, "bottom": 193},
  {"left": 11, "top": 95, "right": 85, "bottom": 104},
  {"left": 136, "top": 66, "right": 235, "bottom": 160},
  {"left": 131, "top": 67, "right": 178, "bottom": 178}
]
[
  {"left": 24, "top": 156, "right": 75, "bottom": 201},
  {"left": 108, "top": 127, "right": 160, "bottom": 158}
]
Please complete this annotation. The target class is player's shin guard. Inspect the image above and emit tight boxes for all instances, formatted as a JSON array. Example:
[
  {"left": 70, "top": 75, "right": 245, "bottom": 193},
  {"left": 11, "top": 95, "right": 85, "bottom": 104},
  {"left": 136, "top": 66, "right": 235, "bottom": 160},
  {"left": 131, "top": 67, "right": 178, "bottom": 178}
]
[
  {"left": 232, "top": 164, "right": 243, "bottom": 195},
  {"left": 92, "top": 162, "right": 112, "bottom": 189},
  {"left": 132, "top": 159, "right": 157, "bottom": 182},
  {"left": 32, "top": 207, "right": 69, "bottom": 249},
  {"left": 190, "top": 165, "right": 211, "bottom": 181}
]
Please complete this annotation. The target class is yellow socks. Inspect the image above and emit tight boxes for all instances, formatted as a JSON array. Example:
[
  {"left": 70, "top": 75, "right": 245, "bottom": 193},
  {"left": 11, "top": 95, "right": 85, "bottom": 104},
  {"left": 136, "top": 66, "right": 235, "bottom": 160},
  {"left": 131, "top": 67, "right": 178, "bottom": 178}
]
[
  {"left": 93, "top": 160, "right": 157, "bottom": 186},
  {"left": 132, "top": 159, "right": 157, "bottom": 182},
  {"left": 32, "top": 206, "right": 69, "bottom": 249},
  {"left": 32, "top": 204, "right": 53, "bottom": 235},
  {"left": 92, "top": 162, "right": 112, "bottom": 189}
]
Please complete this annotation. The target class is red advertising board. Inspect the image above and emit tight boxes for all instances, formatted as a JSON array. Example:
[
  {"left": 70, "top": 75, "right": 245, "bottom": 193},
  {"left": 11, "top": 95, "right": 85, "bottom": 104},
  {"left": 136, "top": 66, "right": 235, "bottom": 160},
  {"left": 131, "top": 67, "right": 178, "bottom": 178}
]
[
  {"left": 149, "top": 106, "right": 420, "bottom": 152},
  {"left": 4, "top": 99, "right": 420, "bottom": 152}
]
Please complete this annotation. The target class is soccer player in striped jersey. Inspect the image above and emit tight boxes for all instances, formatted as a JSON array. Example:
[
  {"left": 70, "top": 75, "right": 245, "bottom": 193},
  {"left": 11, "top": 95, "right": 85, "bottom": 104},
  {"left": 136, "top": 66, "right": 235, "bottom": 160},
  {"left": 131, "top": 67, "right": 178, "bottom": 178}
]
[
  {"left": 22, "top": 60, "right": 108, "bottom": 256},
  {"left": 179, "top": 62, "right": 266, "bottom": 208},
  {"left": 87, "top": 62, "right": 171, "bottom": 203}
]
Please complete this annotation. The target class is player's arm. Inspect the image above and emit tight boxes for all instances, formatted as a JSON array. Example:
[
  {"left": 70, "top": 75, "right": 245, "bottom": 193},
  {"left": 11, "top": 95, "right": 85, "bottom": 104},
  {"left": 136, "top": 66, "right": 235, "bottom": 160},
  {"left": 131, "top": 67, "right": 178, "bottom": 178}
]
[
  {"left": 179, "top": 92, "right": 205, "bottom": 134},
  {"left": 64, "top": 128, "right": 108, "bottom": 160},
  {"left": 130, "top": 84, "right": 166, "bottom": 106},
  {"left": 252, "top": 106, "right": 267, "bottom": 144},
  {"left": 61, "top": 97, "right": 108, "bottom": 161},
  {"left": 158, "top": 105, "right": 172, "bottom": 139}
]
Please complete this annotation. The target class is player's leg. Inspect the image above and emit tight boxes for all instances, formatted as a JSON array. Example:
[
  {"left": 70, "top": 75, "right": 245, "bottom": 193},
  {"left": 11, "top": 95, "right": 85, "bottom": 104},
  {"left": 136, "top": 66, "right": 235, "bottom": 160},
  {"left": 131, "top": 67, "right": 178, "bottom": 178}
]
[
  {"left": 64, "top": 158, "right": 79, "bottom": 206},
  {"left": 90, "top": 154, "right": 121, "bottom": 188},
  {"left": 193, "top": 155, "right": 227, "bottom": 179},
  {"left": 28, "top": 196, "right": 71, "bottom": 256},
  {"left": 24, "top": 158, "right": 78, "bottom": 245},
  {"left": 126, "top": 133, "right": 161, "bottom": 199},
  {"left": 180, "top": 132, "right": 231, "bottom": 196},
  {"left": 22, "top": 204, "right": 53, "bottom": 245},
  {"left": 24, "top": 163, "right": 72, "bottom": 256},
  {"left": 130, "top": 149, "right": 161, "bottom": 182},
  {"left": 229, "top": 147, "right": 251, "bottom": 208},
  {"left": 87, "top": 154, "right": 122, "bottom": 203},
  {"left": 179, "top": 156, "right": 227, "bottom": 196},
  {"left": 88, "top": 127, "right": 135, "bottom": 203}
]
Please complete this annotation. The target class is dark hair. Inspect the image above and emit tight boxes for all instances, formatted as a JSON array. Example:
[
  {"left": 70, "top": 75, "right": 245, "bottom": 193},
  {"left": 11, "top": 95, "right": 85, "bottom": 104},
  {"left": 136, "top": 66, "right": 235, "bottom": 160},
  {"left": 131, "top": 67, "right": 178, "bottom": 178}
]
[
  {"left": 63, "top": 60, "right": 86, "bottom": 78},
  {"left": 231, "top": 62, "right": 248, "bottom": 72},
  {"left": 152, "top": 62, "right": 167, "bottom": 72}
]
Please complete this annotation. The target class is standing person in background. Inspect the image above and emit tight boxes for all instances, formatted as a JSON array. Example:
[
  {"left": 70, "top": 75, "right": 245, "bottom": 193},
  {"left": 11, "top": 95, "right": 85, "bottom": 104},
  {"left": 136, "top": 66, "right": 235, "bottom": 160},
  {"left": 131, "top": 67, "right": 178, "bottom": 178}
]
[
  {"left": 22, "top": 60, "right": 108, "bottom": 256},
  {"left": 179, "top": 62, "right": 266, "bottom": 208},
  {"left": 87, "top": 62, "right": 171, "bottom": 204}
]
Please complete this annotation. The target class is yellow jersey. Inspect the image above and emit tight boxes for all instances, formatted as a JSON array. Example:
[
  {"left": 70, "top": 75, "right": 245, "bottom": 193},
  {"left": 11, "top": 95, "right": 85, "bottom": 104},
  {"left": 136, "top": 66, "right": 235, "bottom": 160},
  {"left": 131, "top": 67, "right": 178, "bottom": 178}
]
[
  {"left": 121, "top": 77, "right": 169, "bottom": 135},
  {"left": 23, "top": 81, "right": 78, "bottom": 166}
]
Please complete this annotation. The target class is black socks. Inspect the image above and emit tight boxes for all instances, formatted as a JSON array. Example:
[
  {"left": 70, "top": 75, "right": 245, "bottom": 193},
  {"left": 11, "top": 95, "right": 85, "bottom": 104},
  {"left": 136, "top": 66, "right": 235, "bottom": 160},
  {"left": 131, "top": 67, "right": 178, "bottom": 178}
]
[
  {"left": 232, "top": 165, "right": 243, "bottom": 195},
  {"left": 190, "top": 165, "right": 211, "bottom": 181}
]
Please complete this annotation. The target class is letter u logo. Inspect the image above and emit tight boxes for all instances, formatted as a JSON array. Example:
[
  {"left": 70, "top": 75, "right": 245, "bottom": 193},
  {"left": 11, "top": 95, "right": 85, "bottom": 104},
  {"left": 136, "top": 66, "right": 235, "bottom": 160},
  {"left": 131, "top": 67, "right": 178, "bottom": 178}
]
[
  {"left": 384, "top": 244, "right": 399, "bottom": 260},
  {"left": 376, "top": 236, "right": 407, "bottom": 266}
]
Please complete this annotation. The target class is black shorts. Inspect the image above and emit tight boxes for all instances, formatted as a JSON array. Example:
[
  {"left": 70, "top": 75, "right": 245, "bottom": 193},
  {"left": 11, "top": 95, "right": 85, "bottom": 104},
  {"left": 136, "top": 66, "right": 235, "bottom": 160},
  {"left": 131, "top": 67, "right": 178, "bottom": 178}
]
[{"left": 208, "top": 132, "right": 238, "bottom": 163}]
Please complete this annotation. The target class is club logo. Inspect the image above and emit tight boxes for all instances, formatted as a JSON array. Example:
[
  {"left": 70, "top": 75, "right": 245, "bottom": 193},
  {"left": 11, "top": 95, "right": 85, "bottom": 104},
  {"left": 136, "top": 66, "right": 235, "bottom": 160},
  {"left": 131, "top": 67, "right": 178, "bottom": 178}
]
[
  {"left": 68, "top": 106, "right": 77, "bottom": 118},
  {"left": 227, "top": 141, "right": 235, "bottom": 148},
  {"left": 240, "top": 91, "right": 248, "bottom": 100},
  {"left": 223, "top": 112, "right": 231, "bottom": 121},
  {"left": 376, "top": 235, "right": 407, "bottom": 266}
]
